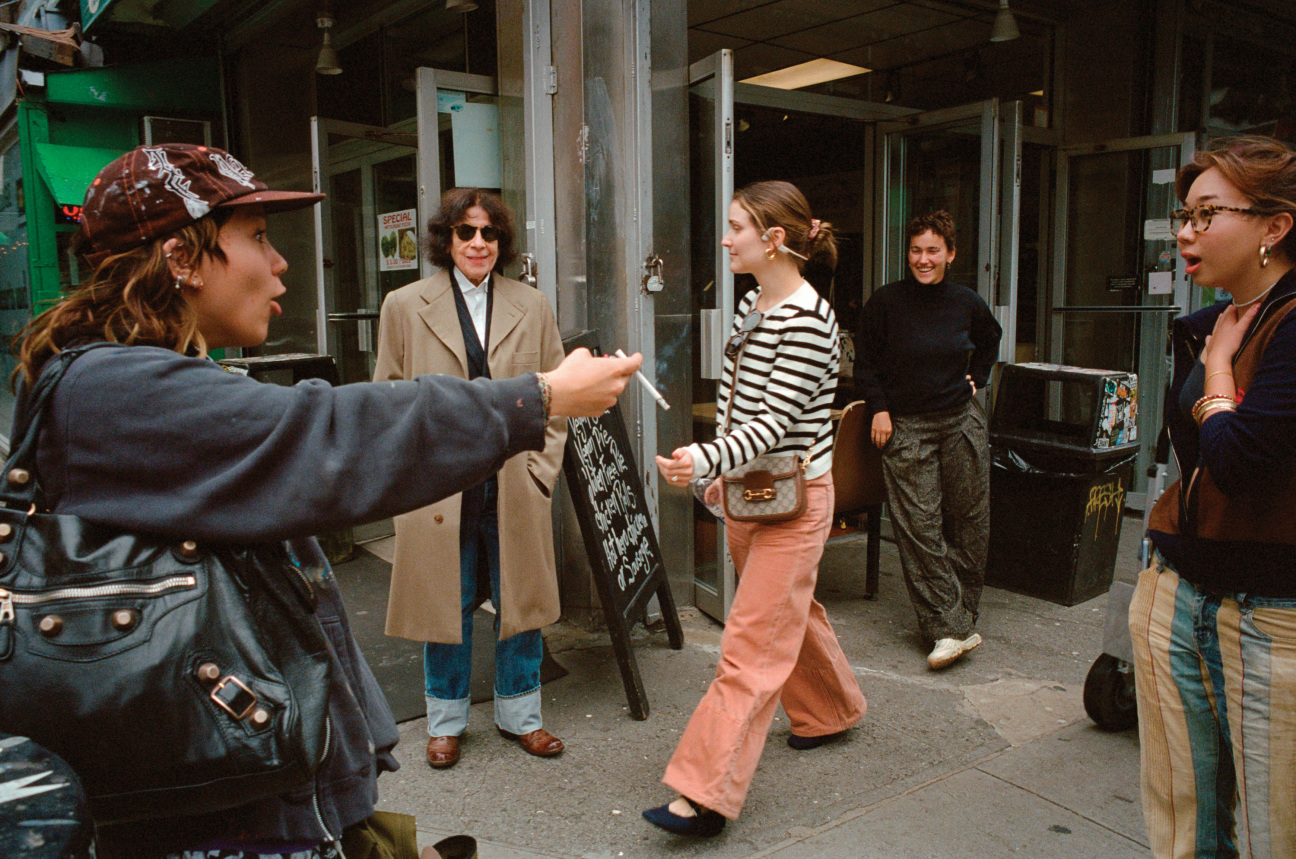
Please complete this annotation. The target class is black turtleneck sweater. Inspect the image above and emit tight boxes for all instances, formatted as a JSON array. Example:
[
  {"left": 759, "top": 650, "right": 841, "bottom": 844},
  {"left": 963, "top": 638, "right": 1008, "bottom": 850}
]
[{"left": 854, "top": 276, "right": 1002, "bottom": 418}]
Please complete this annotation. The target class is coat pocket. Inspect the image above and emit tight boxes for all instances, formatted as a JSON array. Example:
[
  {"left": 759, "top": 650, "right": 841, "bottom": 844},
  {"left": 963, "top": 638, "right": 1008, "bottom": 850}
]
[{"left": 511, "top": 350, "right": 540, "bottom": 369}]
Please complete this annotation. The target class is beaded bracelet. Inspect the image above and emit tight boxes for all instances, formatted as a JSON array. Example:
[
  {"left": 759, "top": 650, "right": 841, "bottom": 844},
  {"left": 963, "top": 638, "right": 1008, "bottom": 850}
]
[
  {"left": 1191, "top": 393, "right": 1235, "bottom": 423},
  {"left": 535, "top": 372, "right": 553, "bottom": 422}
]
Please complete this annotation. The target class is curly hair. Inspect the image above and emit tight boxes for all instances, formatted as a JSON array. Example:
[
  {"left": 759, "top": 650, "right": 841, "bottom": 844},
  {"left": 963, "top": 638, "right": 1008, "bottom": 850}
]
[
  {"left": 904, "top": 210, "right": 957, "bottom": 252},
  {"left": 733, "top": 180, "right": 838, "bottom": 272},
  {"left": 1176, "top": 135, "right": 1296, "bottom": 261},
  {"left": 422, "top": 188, "right": 519, "bottom": 272},
  {"left": 14, "top": 211, "right": 233, "bottom": 386}
]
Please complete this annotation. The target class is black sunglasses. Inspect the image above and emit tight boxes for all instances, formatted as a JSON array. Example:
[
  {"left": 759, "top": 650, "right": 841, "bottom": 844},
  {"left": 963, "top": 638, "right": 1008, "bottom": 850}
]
[
  {"left": 724, "top": 310, "right": 764, "bottom": 358},
  {"left": 452, "top": 223, "right": 500, "bottom": 243}
]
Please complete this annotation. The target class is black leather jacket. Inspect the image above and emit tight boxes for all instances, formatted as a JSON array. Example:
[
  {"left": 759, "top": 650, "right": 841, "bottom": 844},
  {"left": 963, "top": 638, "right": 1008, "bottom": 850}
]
[{"left": 37, "top": 345, "right": 546, "bottom": 855}]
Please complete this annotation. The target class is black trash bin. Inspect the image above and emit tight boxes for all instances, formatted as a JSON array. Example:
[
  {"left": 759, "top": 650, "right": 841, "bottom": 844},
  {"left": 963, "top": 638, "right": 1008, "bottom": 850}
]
[
  {"left": 986, "top": 363, "right": 1140, "bottom": 606},
  {"left": 218, "top": 353, "right": 353, "bottom": 564}
]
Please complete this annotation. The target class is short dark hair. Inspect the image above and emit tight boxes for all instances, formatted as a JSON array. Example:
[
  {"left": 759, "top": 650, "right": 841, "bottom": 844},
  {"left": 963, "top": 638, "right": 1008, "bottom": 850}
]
[
  {"left": 1176, "top": 135, "right": 1296, "bottom": 262},
  {"left": 423, "top": 188, "right": 519, "bottom": 271},
  {"left": 904, "top": 210, "right": 957, "bottom": 252}
]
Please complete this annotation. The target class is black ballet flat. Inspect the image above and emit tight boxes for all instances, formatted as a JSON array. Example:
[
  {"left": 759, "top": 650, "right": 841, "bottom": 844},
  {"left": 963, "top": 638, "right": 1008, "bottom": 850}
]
[
  {"left": 787, "top": 729, "right": 849, "bottom": 751},
  {"left": 642, "top": 797, "right": 726, "bottom": 837}
]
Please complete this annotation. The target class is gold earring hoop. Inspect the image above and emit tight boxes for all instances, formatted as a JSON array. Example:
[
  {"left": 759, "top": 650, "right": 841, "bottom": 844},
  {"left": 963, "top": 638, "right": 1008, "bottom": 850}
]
[
  {"left": 765, "top": 246, "right": 778, "bottom": 261},
  {"left": 1260, "top": 243, "right": 1272, "bottom": 268}
]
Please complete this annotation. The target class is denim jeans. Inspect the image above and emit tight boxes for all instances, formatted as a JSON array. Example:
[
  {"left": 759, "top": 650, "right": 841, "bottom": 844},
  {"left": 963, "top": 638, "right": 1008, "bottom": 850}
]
[{"left": 424, "top": 477, "right": 543, "bottom": 737}]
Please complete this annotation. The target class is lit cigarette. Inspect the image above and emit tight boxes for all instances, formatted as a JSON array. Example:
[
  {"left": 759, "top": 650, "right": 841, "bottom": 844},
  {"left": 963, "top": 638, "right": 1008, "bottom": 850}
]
[{"left": 615, "top": 349, "right": 670, "bottom": 411}]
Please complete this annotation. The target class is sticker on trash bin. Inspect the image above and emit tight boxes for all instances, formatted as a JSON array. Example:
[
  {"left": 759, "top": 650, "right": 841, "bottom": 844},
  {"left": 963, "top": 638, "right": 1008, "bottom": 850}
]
[{"left": 1096, "top": 376, "right": 1138, "bottom": 448}]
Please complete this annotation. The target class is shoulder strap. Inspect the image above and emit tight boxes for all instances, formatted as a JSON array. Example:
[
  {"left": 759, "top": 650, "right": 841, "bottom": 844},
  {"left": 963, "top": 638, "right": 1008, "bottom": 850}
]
[
  {"left": 721, "top": 338, "right": 747, "bottom": 435},
  {"left": 1, "top": 343, "right": 124, "bottom": 510}
]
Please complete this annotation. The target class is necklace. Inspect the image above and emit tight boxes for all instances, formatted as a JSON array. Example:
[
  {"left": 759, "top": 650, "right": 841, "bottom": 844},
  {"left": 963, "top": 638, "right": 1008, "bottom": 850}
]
[{"left": 1233, "top": 278, "right": 1282, "bottom": 310}]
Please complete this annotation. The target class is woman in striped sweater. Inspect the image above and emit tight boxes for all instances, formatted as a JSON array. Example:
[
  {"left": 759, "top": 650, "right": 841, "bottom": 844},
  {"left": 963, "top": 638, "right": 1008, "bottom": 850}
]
[{"left": 644, "top": 181, "right": 866, "bottom": 838}]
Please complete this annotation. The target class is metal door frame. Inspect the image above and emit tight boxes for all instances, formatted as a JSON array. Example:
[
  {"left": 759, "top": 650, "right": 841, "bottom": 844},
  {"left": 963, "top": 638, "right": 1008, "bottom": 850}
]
[
  {"left": 1050, "top": 131, "right": 1196, "bottom": 508},
  {"left": 311, "top": 70, "right": 498, "bottom": 358},
  {"left": 310, "top": 117, "right": 418, "bottom": 356},
  {"left": 688, "top": 50, "right": 914, "bottom": 621},
  {"left": 877, "top": 100, "right": 1004, "bottom": 307},
  {"left": 687, "top": 50, "right": 735, "bottom": 621}
]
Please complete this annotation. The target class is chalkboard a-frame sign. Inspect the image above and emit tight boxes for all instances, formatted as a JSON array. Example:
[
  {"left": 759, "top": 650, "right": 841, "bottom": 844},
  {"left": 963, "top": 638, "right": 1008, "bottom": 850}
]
[{"left": 562, "top": 330, "right": 683, "bottom": 720}]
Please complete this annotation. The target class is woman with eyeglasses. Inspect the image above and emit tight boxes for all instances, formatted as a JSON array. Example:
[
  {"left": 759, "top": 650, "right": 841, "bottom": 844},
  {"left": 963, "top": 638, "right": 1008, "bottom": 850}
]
[
  {"left": 853, "top": 210, "right": 1001, "bottom": 671},
  {"left": 374, "top": 188, "right": 568, "bottom": 770},
  {"left": 1130, "top": 135, "right": 1296, "bottom": 858},
  {"left": 646, "top": 180, "right": 866, "bottom": 838}
]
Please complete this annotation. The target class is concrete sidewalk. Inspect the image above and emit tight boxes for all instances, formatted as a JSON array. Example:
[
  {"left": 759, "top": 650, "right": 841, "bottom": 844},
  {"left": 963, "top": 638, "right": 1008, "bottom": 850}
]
[{"left": 374, "top": 519, "right": 1148, "bottom": 859}]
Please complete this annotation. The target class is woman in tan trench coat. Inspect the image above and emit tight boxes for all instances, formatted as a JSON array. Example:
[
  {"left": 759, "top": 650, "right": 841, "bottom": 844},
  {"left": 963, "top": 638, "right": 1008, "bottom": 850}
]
[{"left": 375, "top": 188, "right": 567, "bottom": 770}]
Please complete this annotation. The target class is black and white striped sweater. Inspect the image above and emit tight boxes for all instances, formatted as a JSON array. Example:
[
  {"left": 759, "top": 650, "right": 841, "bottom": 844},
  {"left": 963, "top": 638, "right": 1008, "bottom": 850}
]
[{"left": 687, "top": 282, "right": 839, "bottom": 480}]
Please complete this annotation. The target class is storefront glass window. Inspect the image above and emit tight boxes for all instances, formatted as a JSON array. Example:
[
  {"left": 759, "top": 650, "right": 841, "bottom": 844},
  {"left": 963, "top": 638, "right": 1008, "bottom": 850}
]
[
  {"left": 1205, "top": 35, "right": 1295, "bottom": 143},
  {"left": 1182, "top": 23, "right": 1296, "bottom": 145}
]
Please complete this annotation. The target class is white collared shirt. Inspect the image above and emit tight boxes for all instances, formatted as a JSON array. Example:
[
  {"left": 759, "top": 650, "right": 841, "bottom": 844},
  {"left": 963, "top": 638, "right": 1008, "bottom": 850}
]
[{"left": 452, "top": 267, "right": 490, "bottom": 348}]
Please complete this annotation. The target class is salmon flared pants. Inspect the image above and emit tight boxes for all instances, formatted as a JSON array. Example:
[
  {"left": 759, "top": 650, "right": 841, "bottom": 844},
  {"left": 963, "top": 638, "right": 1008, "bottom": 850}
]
[{"left": 663, "top": 474, "right": 867, "bottom": 819}]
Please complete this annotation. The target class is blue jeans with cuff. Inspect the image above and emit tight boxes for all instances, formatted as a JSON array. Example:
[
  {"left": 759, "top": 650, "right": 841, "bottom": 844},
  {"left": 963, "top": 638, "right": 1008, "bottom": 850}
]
[{"left": 424, "top": 477, "right": 543, "bottom": 737}]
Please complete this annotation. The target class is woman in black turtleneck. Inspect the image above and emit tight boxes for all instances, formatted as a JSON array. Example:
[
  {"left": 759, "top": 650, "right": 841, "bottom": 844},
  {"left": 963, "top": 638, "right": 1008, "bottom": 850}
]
[{"left": 854, "top": 210, "right": 1001, "bottom": 670}]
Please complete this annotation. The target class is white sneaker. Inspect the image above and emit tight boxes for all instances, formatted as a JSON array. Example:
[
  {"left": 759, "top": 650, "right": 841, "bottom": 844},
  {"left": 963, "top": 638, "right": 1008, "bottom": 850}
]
[{"left": 927, "top": 633, "right": 982, "bottom": 670}]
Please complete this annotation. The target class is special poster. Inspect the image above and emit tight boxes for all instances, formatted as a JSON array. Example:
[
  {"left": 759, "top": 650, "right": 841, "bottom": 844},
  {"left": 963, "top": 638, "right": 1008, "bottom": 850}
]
[{"left": 378, "top": 208, "right": 419, "bottom": 272}]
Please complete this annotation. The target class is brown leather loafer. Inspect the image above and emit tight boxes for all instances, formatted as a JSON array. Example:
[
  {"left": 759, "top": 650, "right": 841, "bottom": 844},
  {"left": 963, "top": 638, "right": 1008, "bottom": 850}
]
[
  {"left": 426, "top": 735, "right": 461, "bottom": 769},
  {"left": 497, "top": 727, "right": 564, "bottom": 757}
]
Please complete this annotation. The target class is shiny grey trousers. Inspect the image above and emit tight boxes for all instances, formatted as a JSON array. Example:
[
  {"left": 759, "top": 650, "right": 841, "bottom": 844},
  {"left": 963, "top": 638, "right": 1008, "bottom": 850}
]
[{"left": 881, "top": 400, "right": 990, "bottom": 645}]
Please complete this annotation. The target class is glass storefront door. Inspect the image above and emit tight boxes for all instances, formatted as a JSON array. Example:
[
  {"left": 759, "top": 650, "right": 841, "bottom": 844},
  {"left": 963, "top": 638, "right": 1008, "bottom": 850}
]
[
  {"left": 687, "top": 50, "right": 736, "bottom": 622},
  {"left": 1051, "top": 133, "right": 1197, "bottom": 505},
  {"left": 311, "top": 70, "right": 508, "bottom": 385},
  {"left": 878, "top": 99, "right": 1021, "bottom": 363},
  {"left": 687, "top": 49, "right": 907, "bottom": 622}
]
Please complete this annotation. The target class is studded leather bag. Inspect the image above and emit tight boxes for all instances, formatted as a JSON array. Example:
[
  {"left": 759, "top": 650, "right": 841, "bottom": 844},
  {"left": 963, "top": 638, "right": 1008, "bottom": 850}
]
[
  {"left": 0, "top": 344, "right": 332, "bottom": 825},
  {"left": 718, "top": 338, "right": 808, "bottom": 524}
]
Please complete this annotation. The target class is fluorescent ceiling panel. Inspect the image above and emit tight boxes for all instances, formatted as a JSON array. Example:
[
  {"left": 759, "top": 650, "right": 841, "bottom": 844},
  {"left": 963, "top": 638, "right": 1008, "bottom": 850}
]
[{"left": 741, "top": 58, "right": 871, "bottom": 89}]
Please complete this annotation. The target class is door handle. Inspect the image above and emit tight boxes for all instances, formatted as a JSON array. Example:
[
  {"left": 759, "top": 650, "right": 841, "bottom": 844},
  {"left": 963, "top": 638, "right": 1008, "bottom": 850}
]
[{"left": 520, "top": 254, "right": 538, "bottom": 288}]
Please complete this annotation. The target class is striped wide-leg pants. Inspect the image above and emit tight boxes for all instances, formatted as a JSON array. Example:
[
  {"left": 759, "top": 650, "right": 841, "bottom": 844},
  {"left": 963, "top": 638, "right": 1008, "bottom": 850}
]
[{"left": 1128, "top": 555, "right": 1296, "bottom": 858}]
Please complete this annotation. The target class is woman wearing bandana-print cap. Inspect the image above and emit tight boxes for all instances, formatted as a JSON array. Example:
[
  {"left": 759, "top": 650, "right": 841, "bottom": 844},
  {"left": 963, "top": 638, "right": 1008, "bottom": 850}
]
[{"left": 11, "top": 143, "right": 640, "bottom": 859}]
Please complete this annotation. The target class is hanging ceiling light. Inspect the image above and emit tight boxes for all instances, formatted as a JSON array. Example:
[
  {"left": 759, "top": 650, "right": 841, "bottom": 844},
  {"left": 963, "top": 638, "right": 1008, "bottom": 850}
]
[
  {"left": 446, "top": 0, "right": 479, "bottom": 12},
  {"left": 315, "top": 11, "right": 342, "bottom": 75},
  {"left": 990, "top": 0, "right": 1021, "bottom": 42}
]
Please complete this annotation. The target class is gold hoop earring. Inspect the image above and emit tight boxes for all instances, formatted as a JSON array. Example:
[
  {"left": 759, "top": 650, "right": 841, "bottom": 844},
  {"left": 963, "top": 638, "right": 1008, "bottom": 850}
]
[
  {"left": 1260, "top": 243, "right": 1272, "bottom": 268},
  {"left": 765, "top": 246, "right": 777, "bottom": 261}
]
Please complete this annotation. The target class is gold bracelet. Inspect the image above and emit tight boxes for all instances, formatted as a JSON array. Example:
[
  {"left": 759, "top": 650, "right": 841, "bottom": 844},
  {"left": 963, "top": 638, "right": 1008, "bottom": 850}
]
[
  {"left": 1196, "top": 400, "right": 1238, "bottom": 425},
  {"left": 1191, "top": 393, "right": 1235, "bottom": 423},
  {"left": 1204, "top": 370, "right": 1233, "bottom": 385}
]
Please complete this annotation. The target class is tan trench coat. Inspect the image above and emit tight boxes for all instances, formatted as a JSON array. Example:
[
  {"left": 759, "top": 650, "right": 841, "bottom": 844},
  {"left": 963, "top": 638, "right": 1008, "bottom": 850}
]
[{"left": 374, "top": 270, "right": 567, "bottom": 643}]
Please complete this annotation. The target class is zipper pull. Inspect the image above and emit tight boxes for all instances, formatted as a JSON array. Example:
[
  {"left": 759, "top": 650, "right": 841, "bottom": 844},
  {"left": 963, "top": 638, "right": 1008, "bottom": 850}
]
[{"left": 0, "top": 588, "right": 13, "bottom": 661}]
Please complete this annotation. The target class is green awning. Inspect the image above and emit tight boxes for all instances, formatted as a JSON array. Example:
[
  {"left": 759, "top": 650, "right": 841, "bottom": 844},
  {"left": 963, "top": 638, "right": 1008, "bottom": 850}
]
[{"left": 32, "top": 143, "right": 123, "bottom": 207}]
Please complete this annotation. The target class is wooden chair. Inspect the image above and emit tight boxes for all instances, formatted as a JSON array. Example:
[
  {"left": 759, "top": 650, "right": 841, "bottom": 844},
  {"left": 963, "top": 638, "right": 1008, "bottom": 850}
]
[{"left": 831, "top": 400, "right": 887, "bottom": 599}]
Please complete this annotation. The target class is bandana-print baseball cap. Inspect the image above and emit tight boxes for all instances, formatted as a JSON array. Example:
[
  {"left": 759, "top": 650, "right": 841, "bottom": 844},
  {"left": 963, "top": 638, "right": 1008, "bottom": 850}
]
[{"left": 81, "top": 143, "right": 324, "bottom": 266}]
